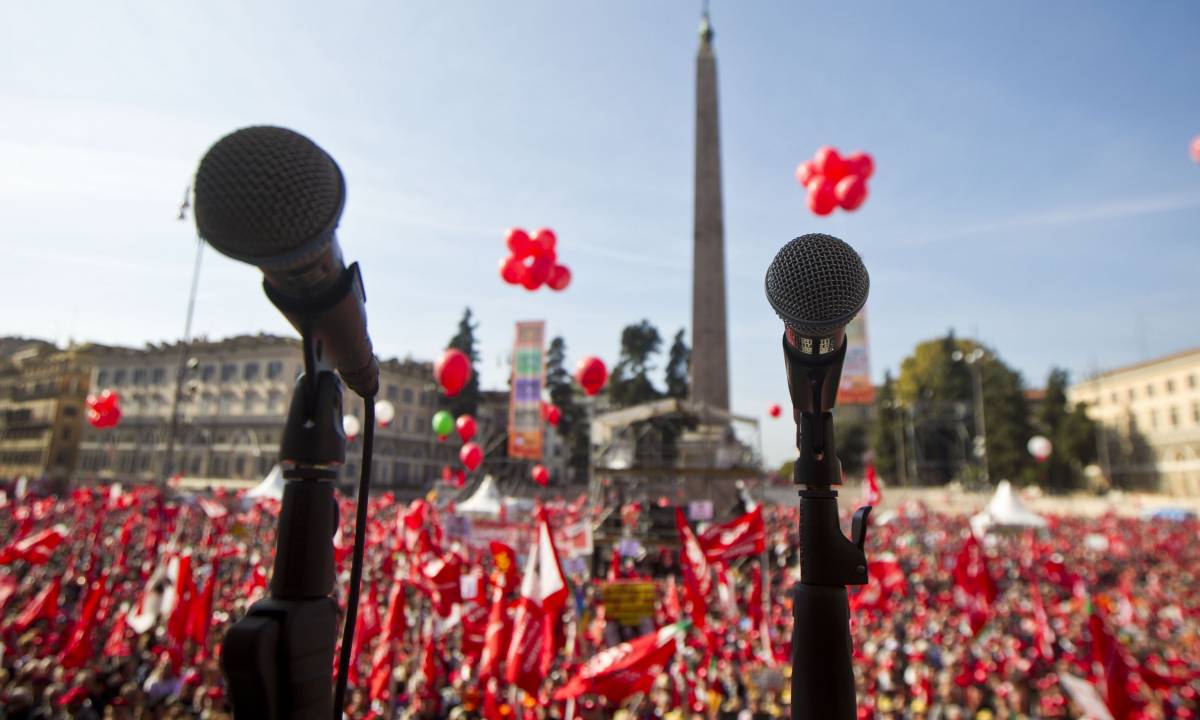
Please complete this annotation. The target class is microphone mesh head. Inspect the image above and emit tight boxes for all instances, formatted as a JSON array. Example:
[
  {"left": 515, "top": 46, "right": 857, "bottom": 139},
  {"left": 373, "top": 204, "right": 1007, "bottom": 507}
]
[
  {"left": 194, "top": 126, "right": 344, "bottom": 266},
  {"left": 764, "top": 233, "right": 869, "bottom": 335}
]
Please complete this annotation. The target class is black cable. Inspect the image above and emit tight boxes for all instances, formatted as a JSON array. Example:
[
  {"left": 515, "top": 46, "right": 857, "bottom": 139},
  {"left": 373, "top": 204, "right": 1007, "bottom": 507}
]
[{"left": 332, "top": 397, "right": 375, "bottom": 720}]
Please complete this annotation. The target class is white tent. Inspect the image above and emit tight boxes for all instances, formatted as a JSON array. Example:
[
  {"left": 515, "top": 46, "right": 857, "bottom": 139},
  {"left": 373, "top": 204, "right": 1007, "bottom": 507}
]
[
  {"left": 246, "top": 464, "right": 285, "bottom": 501},
  {"left": 455, "top": 475, "right": 503, "bottom": 518},
  {"left": 970, "top": 480, "right": 1047, "bottom": 535}
]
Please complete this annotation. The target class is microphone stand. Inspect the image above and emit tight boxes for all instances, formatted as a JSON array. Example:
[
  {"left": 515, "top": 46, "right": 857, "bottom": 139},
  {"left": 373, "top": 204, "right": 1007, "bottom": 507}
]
[
  {"left": 783, "top": 337, "right": 871, "bottom": 720},
  {"left": 221, "top": 326, "right": 345, "bottom": 719}
]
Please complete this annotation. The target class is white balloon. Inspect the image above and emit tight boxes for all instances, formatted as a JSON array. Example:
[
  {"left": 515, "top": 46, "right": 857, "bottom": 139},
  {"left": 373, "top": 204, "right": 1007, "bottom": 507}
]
[
  {"left": 343, "top": 414, "right": 362, "bottom": 439},
  {"left": 1027, "top": 435, "right": 1052, "bottom": 461},
  {"left": 375, "top": 400, "right": 396, "bottom": 426}
]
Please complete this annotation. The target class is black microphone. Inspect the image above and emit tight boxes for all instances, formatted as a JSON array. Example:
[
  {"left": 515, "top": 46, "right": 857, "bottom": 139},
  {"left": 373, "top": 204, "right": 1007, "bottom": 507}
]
[
  {"left": 765, "top": 233, "right": 870, "bottom": 720},
  {"left": 193, "top": 126, "right": 379, "bottom": 398},
  {"left": 765, "top": 233, "right": 869, "bottom": 415}
]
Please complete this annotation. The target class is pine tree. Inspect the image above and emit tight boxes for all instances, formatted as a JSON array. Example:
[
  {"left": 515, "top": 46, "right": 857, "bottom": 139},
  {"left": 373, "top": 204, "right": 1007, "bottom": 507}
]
[
  {"left": 870, "top": 372, "right": 903, "bottom": 483},
  {"left": 608, "top": 320, "right": 663, "bottom": 408},
  {"left": 545, "top": 336, "right": 588, "bottom": 480},
  {"left": 443, "top": 308, "right": 481, "bottom": 417},
  {"left": 1034, "top": 368, "right": 1098, "bottom": 492}
]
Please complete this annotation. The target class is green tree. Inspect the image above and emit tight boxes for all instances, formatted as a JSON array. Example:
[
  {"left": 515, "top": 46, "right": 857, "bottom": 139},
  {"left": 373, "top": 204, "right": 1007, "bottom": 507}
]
[
  {"left": 442, "top": 307, "right": 481, "bottom": 417},
  {"left": 837, "top": 421, "right": 869, "bottom": 477},
  {"left": 608, "top": 320, "right": 663, "bottom": 408},
  {"left": 665, "top": 329, "right": 690, "bottom": 400},
  {"left": 894, "top": 333, "right": 1031, "bottom": 486},
  {"left": 870, "top": 372, "right": 903, "bottom": 483},
  {"left": 1033, "top": 368, "right": 1098, "bottom": 492},
  {"left": 546, "top": 336, "right": 588, "bottom": 480}
]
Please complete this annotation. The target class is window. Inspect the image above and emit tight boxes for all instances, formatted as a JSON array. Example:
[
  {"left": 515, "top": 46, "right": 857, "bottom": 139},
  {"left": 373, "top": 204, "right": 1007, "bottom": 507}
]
[
  {"left": 1128, "top": 388, "right": 1135, "bottom": 401},
  {"left": 1188, "top": 374, "right": 1197, "bottom": 389},
  {"left": 1149, "top": 410, "right": 1158, "bottom": 429},
  {"left": 133, "top": 368, "right": 147, "bottom": 385},
  {"left": 1194, "top": 403, "right": 1200, "bottom": 424},
  {"left": 1169, "top": 407, "right": 1178, "bottom": 427},
  {"left": 1166, "top": 379, "right": 1175, "bottom": 393},
  {"left": 402, "top": 388, "right": 414, "bottom": 404},
  {"left": 201, "top": 365, "right": 216, "bottom": 382},
  {"left": 151, "top": 368, "right": 166, "bottom": 384},
  {"left": 1110, "top": 392, "right": 1118, "bottom": 404},
  {"left": 268, "top": 391, "right": 285, "bottom": 414},
  {"left": 266, "top": 361, "right": 283, "bottom": 379},
  {"left": 219, "top": 393, "right": 236, "bottom": 415},
  {"left": 387, "top": 385, "right": 400, "bottom": 401},
  {"left": 235, "top": 456, "right": 246, "bottom": 476},
  {"left": 401, "top": 414, "right": 410, "bottom": 431},
  {"left": 97, "top": 370, "right": 109, "bottom": 387},
  {"left": 61, "top": 428, "right": 71, "bottom": 441},
  {"left": 221, "top": 364, "right": 237, "bottom": 382},
  {"left": 113, "top": 369, "right": 127, "bottom": 385},
  {"left": 1146, "top": 384, "right": 1154, "bottom": 397},
  {"left": 62, "top": 406, "right": 77, "bottom": 417},
  {"left": 243, "top": 393, "right": 258, "bottom": 415},
  {"left": 243, "top": 362, "right": 260, "bottom": 381}
]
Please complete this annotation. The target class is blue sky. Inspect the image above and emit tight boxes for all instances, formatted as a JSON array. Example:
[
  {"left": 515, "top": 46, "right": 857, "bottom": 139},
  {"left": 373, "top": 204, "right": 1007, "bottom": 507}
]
[{"left": 2, "top": 2, "right": 1198, "bottom": 466}]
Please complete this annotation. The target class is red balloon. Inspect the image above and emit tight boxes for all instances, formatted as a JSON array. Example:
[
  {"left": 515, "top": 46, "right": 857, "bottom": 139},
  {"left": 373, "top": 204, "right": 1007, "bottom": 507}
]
[
  {"left": 460, "top": 442, "right": 483, "bottom": 472},
  {"left": 87, "top": 390, "right": 122, "bottom": 429},
  {"left": 531, "top": 228, "right": 557, "bottom": 257},
  {"left": 441, "top": 465, "right": 453, "bottom": 482},
  {"left": 795, "top": 161, "right": 817, "bottom": 187},
  {"left": 531, "top": 464, "right": 549, "bottom": 487},
  {"left": 845, "top": 151, "right": 874, "bottom": 180},
  {"left": 547, "top": 264, "right": 571, "bottom": 291},
  {"left": 835, "top": 175, "right": 869, "bottom": 211},
  {"left": 545, "top": 405, "right": 562, "bottom": 427},
  {"left": 506, "top": 228, "right": 533, "bottom": 259},
  {"left": 813, "top": 146, "right": 847, "bottom": 183},
  {"left": 768, "top": 403, "right": 782, "bottom": 418},
  {"left": 522, "top": 254, "right": 552, "bottom": 290},
  {"left": 575, "top": 356, "right": 608, "bottom": 396},
  {"left": 1192, "top": 135, "right": 1200, "bottom": 164},
  {"left": 455, "top": 414, "right": 477, "bottom": 443},
  {"left": 806, "top": 177, "right": 837, "bottom": 216},
  {"left": 435, "top": 349, "right": 472, "bottom": 397},
  {"left": 454, "top": 469, "right": 467, "bottom": 488},
  {"left": 499, "top": 255, "right": 524, "bottom": 285}
]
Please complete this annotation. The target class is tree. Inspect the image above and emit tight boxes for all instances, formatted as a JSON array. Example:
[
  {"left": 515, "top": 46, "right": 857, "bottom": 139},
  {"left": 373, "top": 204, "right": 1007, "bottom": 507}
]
[
  {"left": 546, "top": 336, "right": 588, "bottom": 481},
  {"left": 665, "top": 329, "right": 690, "bottom": 400},
  {"left": 1032, "top": 368, "right": 1098, "bottom": 492},
  {"left": 870, "top": 372, "right": 903, "bottom": 483},
  {"left": 837, "top": 421, "right": 868, "bottom": 477},
  {"left": 443, "top": 308, "right": 481, "bottom": 417},
  {"left": 608, "top": 320, "right": 663, "bottom": 408},
  {"left": 893, "top": 333, "right": 1031, "bottom": 486}
]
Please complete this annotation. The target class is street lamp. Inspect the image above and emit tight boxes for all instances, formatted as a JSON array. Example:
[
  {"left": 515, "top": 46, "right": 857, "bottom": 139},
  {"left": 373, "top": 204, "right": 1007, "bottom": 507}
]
[{"left": 952, "top": 348, "right": 989, "bottom": 484}]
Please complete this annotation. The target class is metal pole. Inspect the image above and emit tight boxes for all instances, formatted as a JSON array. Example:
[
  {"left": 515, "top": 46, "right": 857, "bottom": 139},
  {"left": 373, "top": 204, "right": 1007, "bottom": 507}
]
[
  {"left": 163, "top": 235, "right": 205, "bottom": 485},
  {"left": 893, "top": 406, "right": 907, "bottom": 486},
  {"left": 971, "top": 359, "right": 989, "bottom": 484}
]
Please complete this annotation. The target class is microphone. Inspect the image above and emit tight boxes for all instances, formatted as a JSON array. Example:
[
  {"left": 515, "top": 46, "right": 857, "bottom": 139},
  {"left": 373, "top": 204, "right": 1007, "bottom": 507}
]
[
  {"left": 193, "top": 126, "right": 379, "bottom": 398},
  {"left": 765, "top": 233, "right": 869, "bottom": 415}
]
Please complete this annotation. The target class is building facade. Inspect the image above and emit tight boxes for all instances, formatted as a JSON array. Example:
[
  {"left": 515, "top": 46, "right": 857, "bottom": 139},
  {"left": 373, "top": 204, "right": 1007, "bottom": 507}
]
[
  {"left": 0, "top": 343, "right": 95, "bottom": 490},
  {"left": 75, "top": 334, "right": 461, "bottom": 495},
  {"left": 1068, "top": 347, "right": 1200, "bottom": 495}
]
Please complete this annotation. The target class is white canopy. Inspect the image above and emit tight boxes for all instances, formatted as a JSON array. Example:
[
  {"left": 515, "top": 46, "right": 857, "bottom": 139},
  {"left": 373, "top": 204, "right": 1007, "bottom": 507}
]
[
  {"left": 455, "top": 475, "right": 503, "bottom": 518},
  {"left": 246, "top": 464, "right": 285, "bottom": 501},
  {"left": 970, "top": 480, "right": 1047, "bottom": 535}
]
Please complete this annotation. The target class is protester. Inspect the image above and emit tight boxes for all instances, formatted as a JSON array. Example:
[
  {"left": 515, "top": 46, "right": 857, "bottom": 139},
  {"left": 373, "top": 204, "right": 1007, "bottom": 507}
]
[{"left": 0, "top": 482, "right": 1196, "bottom": 719}]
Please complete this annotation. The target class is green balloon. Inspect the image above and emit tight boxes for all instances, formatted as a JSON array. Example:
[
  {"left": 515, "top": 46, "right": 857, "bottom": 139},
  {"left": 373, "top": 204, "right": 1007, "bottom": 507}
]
[{"left": 432, "top": 410, "right": 455, "bottom": 437}]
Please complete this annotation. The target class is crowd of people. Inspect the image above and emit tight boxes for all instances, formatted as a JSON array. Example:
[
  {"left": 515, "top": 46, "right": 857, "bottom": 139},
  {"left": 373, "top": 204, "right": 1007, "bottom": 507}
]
[{"left": 0, "top": 479, "right": 1196, "bottom": 719}]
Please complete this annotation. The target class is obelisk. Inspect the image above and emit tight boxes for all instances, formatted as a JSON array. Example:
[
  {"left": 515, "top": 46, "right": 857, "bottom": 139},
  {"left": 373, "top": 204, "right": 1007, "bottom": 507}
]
[{"left": 690, "top": 11, "right": 730, "bottom": 413}]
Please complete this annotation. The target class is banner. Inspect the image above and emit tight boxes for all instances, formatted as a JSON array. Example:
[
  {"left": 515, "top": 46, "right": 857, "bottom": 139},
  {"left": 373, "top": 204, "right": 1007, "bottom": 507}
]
[
  {"left": 508, "top": 321, "right": 546, "bottom": 460},
  {"left": 600, "top": 581, "right": 658, "bottom": 626},
  {"left": 839, "top": 307, "right": 873, "bottom": 405}
]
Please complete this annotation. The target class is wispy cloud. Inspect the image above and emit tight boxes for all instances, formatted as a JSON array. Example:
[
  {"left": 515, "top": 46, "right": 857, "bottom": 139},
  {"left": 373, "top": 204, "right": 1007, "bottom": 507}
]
[{"left": 908, "top": 189, "right": 1200, "bottom": 247}]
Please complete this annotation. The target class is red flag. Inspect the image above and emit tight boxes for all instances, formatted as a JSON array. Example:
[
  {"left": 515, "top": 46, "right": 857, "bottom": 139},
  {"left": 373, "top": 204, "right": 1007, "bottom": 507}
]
[
  {"left": 504, "top": 508, "right": 568, "bottom": 695},
  {"left": 0, "top": 524, "right": 67, "bottom": 565},
  {"left": 489, "top": 541, "right": 518, "bottom": 590},
  {"left": 188, "top": 564, "right": 218, "bottom": 652},
  {"left": 0, "top": 575, "right": 17, "bottom": 614},
  {"left": 242, "top": 563, "right": 268, "bottom": 603},
  {"left": 663, "top": 575, "right": 682, "bottom": 623},
  {"left": 553, "top": 624, "right": 681, "bottom": 701},
  {"left": 348, "top": 582, "right": 382, "bottom": 686},
  {"left": 383, "top": 579, "right": 407, "bottom": 641},
  {"left": 483, "top": 677, "right": 503, "bottom": 720},
  {"left": 698, "top": 507, "right": 766, "bottom": 562},
  {"left": 421, "top": 632, "right": 439, "bottom": 694},
  {"left": 103, "top": 609, "right": 132, "bottom": 657},
  {"left": 166, "top": 553, "right": 195, "bottom": 646},
  {"left": 748, "top": 565, "right": 764, "bottom": 628},
  {"left": 1090, "top": 605, "right": 1136, "bottom": 720},
  {"left": 460, "top": 602, "right": 490, "bottom": 668},
  {"left": 952, "top": 533, "right": 997, "bottom": 636},
  {"left": 478, "top": 584, "right": 511, "bottom": 680},
  {"left": 1029, "top": 581, "right": 1055, "bottom": 662},
  {"left": 13, "top": 576, "right": 60, "bottom": 632},
  {"left": 60, "top": 574, "right": 107, "bottom": 669},
  {"left": 422, "top": 553, "right": 463, "bottom": 617},
  {"left": 862, "top": 463, "right": 881, "bottom": 506},
  {"left": 676, "top": 508, "right": 711, "bottom": 628},
  {"left": 608, "top": 545, "right": 621, "bottom": 580},
  {"left": 367, "top": 639, "right": 393, "bottom": 703}
]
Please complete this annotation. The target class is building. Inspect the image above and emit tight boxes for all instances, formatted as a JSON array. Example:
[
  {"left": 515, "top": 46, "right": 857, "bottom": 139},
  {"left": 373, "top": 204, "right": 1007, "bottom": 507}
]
[
  {"left": 1068, "top": 348, "right": 1200, "bottom": 495},
  {"left": 75, "top": 334, "right": 461, "bottom": 495},
  {"left": 0, "top": 343, "right": 95, "bottom": 491}
]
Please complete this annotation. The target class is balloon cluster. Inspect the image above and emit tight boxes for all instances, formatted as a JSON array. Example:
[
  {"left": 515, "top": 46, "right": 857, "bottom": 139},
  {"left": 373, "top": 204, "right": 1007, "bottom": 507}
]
[
  {"left": 86, "top": 390, "right": 121, "bottom": 429},
  {"left": 574, "top": 356, "right": 608, "bottom": 397},
  {"left": 430, "top": 410, "right": 484, "bottom": 473},
  {"left": 795, "top": 146, "right": 875, "bottom": 216},
  {"left": 498, "top": 228, "right": 571, "bottom": 292}
]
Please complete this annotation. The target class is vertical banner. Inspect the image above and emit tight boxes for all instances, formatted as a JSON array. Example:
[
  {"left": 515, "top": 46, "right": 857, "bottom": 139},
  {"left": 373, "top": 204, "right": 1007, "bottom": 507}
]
[
  {"left": 508, "top": 321, "right": 546, "bottom": 460},
  {"left": 839, "top": 307, "right": 874, "bottom": 405}
]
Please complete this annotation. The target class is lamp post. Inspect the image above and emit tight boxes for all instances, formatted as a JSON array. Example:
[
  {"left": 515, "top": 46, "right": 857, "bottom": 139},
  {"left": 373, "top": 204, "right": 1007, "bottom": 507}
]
[{"left": 952, "top": 348, "right": 989, "bottom": 484}]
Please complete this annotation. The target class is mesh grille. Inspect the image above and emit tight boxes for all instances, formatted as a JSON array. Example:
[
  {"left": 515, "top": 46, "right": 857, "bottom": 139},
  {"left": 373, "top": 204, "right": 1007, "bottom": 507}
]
[
  {"left": 764, "top": 233, "right": 869, "bottom": 334},
  {"left": 194, "top": 126, "right": 343, "bottom": 260}
]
